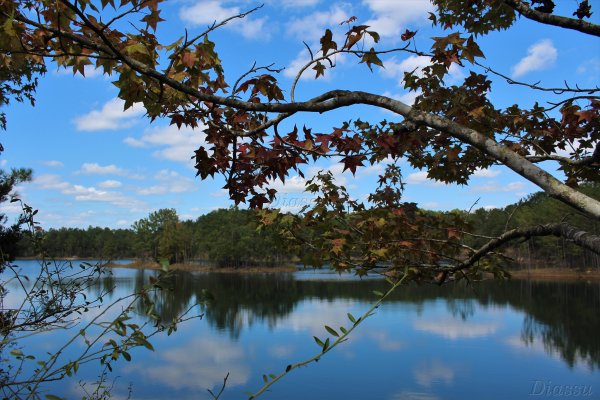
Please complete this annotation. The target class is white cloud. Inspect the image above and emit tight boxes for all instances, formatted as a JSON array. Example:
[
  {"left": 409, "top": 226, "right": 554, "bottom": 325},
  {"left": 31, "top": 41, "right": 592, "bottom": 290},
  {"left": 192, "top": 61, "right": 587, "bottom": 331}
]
[
  {"left": 78, "top": 163, "right": 144, "bottom": 179},
  {"left": 267, "top": 175, "right": 308, "bottom": 194},
  {"left": 406, "top": 171, "right": 430, "bottom": 184},
  {"left": 358, "top": 163, "right": 385, "bottom": 176},
  {"left": 391, "top": 391, "right": 440, "bottom": 400},
  {"left": 55, "top": 64, "right": 103, "bottom": 78},
  {"left": 286, "top": 5, "right": 350, "bottom": 42},
  {"left": 276, "top": 299, "right": 356, "bottom": 335},
  {"left": 576, "top": 57, "right": 600, "bottom": 76},
  {"left": 137, "top": 169, "right": 197, "bottom": 195},
  {"left": 283, "top": 5, "right": 351, "bottom": 80},
  {"left": 511, "top": 39, "right": 557, "bottom": 78},
  {"left": 34, "top": 174, "right": 70, "bottom": 191},
  {"left": 308, "top": 161, "right": 350, "bottom": 186},
  {"left": 414, "top": 360, "right": 455, "bottom": 387},
  {"left": 413, "top": 318, "right": 499, "bottom": 339},
  {"left": 266, "top": 175, "right": 315, "bottom": 212},
  {"left": 368, "top": 330, "right": 404, "bottom": 351},
  {"left": 383, "top": 55, "right": 464, "bottom": 87},
  {"left": 34, "top": 174, "right": 145, "bottom": 211},
  {"left": 271, "top": 0, "right": 320, "bottom": 7},
  {"left": 384, "top": 90, "right": 422, "bottom": 106},
  {"left": 363, "top": 0, "right": 434, "bottom": 37},
  {"left": 42, "top": 160, "right": 64, "bottom": 168},
  {"left": 268, "top": 344, "right": 295, "bottom": 358},
  {"left": 284, "top": 51, "right": 314, "bottom": 80},
  {"left": 1, "top": 200, "right": 25, "bottom": 215},
  {"left": 209, "top": 189, "right": 228, "bottom": 198},
  {"left": 472, "top": 181, "right": 525, "bottom": 193},
  {"left": 124, "top": 124, "right": 206, "bottom": 165},
  {"left": 79, "top": 163, "right": 121, "bottom": 175},
  {"left": 98, "top": 180, "right": 122, "bottom": 189},
  {"left": 126, "top": 337, "right": 250, "bottom": 390},
  {"left": 472, "top": 168, "right": 501, "bottom": 178},
  {"left": 74, "top": 98, "right": 145, "bottom": 131},
  {"left": 179, "top": 1, "right": 269, "bottom": 40},
  {"left": 421, "top": 201, "right": 439, "bottom": 210}
]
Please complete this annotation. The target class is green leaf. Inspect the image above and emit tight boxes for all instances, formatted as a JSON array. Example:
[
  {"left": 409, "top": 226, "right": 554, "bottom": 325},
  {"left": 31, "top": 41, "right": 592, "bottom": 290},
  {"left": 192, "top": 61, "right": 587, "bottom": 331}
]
[
  {"left": 373, "top": 290, "right": 384, "bottom": 297},
  {"left": 45, "top": 395, "right": 65, "bottom": 400},
  {"left": 140, "top": 338, "right": 154, "bottom": 351},
  {"left": 347, "top": 313, "right": 356, "bottom": 323},
  {"left": 313, "top": 336, "right": 325, "bottom": 348},
  {"left": 322, "top": 337, "right": 330, "bottom": 351},
  {"left": 367, "top": 30, "right": 380, "bottom": 43},
  {"left": 325, "top": 325, "right": 339, "bottom": 337}
]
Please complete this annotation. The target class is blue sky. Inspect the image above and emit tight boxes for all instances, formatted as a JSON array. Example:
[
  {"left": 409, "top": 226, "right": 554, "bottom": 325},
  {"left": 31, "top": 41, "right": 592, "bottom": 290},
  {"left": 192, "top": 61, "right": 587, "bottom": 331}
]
[{"left": 1, "top": 0, "right": 599, "bottom": 229}]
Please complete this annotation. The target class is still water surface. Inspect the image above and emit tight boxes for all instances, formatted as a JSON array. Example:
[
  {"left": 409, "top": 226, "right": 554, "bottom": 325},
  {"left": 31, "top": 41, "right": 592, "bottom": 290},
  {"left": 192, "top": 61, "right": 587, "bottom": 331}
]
[{"left": 9, "top": 261, "right": 600, "bottom": 399}]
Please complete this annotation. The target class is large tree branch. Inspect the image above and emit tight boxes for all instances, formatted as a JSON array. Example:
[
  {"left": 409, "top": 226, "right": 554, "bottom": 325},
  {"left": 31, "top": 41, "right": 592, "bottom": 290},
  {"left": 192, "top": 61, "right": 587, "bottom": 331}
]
[
  {"left": 453, "top": 222, "right": 600, "bottom": 273},
  {"left": 9, "top": 11, "right": 600, "bottom": 219},
  {"left": 503, "top": 0, "right": 600, "bottom": 37}
]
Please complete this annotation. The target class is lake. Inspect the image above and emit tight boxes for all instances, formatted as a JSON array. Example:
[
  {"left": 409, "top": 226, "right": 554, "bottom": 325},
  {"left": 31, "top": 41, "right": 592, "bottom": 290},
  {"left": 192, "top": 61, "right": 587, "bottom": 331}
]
[{"left": 4, "top": 260, "right": 599, "bottom": 399}]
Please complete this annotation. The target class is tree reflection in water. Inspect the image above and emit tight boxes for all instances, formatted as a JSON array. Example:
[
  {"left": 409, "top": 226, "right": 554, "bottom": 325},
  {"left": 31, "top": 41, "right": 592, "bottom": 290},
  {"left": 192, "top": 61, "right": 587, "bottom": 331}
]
[{"left": 89, "top": 270, "right": 600, "bottom": 370}]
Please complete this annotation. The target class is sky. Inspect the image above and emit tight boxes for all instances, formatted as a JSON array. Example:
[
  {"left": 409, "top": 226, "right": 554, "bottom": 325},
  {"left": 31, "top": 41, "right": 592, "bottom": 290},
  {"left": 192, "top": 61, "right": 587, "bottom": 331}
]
[{"left": 1, "top": 0, "right": 599, "bottom": 229}]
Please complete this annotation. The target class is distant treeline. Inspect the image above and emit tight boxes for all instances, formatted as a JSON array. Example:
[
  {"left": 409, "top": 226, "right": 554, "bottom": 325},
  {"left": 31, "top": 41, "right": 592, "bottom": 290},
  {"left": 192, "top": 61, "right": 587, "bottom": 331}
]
[
  {"left": 17, "top": 208, "right": 292, "bottom": 267},
  {"left": 464, "top": 183, "right": 600, "bottom": 270},
  {"left": 16, "top": 184, "right": 600, "bottom": 269}
]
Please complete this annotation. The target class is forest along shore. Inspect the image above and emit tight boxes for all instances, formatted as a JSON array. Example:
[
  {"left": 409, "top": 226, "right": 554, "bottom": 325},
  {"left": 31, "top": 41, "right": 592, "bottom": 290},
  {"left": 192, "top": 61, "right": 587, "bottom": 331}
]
[
  {"left": 508, "top": 268, "right": 600, "bottom": 282},
  {"left": 101, "top": 261, "right": 600, "bottom": 281},
  {"left": 103, "top": 261, "right": 298, "bottom": 273}
]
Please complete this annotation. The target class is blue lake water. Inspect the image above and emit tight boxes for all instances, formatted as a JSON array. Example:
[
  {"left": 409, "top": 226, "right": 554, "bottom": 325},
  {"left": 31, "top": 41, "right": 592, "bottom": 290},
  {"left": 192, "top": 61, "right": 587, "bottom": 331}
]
[{"left": 4, "top": 260, "right": 599, "bottom": 399}]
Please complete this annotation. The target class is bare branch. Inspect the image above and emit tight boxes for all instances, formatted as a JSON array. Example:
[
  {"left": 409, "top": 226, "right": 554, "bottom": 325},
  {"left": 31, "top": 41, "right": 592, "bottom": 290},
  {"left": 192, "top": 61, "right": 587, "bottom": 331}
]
[
  {"left": 453, "top": 222, "right": 600, "bottom": 273},
  {"left": 475, "top": 60, "right": 600, "bottom": 95},
  {"left": 503, "top": 0, "right": 600, "bottom": 37},
  {"left": 526, "top": 144, "right": 600, "bottom": 167}
]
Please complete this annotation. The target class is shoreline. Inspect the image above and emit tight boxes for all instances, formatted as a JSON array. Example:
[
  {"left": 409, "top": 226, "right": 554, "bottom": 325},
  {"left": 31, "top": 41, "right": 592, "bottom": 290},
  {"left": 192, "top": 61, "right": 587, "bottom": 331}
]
[
  {"left": 16, "top": 259, "right": 600, "bottom": 281},
  {"left": 508, "top": 268, "right": 600, "bottom": 282},
  {"left": 104, "top": 261, "right": 298, "bottom": 273},
  {"left": 105, "top": 262, "right": 600, "bottom": 281}
]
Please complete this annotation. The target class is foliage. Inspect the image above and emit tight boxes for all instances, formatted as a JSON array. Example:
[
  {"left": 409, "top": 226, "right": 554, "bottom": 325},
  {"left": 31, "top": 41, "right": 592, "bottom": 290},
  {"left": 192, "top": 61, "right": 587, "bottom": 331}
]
[
  {"left": 195, "top": 207, "right": 291, "bottom": 267},
  {"left": 18, "top": 208, "right": 295, "bottom": 268},
  {"left": 0, "top": 168, "right": 32, "bottom": 266},
  {"left": 0, "top": 0, "right": 597, "bottom": 284},
  {"left": 16, "top": 190, "right": 600, "bottom": 272},
  {"left": 0, "top": 3, "right": 599, "bottom": 395},
  {"left": 466, "top": 183, "right": 600, "bottom": 269},
  {"left": 132, "top": 208, "right": 180, "bottom": 263}
]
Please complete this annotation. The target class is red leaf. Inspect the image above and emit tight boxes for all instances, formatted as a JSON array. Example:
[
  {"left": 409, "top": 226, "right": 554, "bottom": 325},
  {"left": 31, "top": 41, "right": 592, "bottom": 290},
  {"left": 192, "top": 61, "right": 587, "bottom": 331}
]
[
  {"left": 341, "top": 156, "right": 364, "bottom": 175},
  {"left": 401, "top": 29, "right": 416, "bottom": 41}
]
